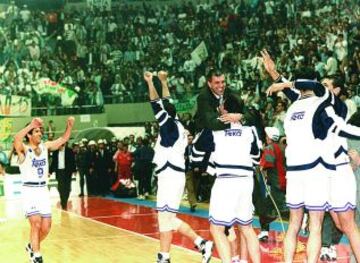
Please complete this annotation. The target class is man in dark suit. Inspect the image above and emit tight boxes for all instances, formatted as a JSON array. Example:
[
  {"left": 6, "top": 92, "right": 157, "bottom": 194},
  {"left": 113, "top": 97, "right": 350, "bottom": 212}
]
[
  {"left": 194, "top": 68, "right": 244, "bottom": 133},
  {"left": 94, "top": 139, "right": 113, "bottom": 195},
  {"left": 50, "top": 143, "right": 76, "bottom": 209}
]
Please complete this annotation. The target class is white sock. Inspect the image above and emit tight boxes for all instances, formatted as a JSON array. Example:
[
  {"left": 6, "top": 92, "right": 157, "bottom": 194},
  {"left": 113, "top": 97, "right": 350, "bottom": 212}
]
[
  {"left": 159, "top": 252, "right": 170, "bottom": 259},
  {"left": 231, "top": 255, "right": 240, "bottom": 261},
  {"left": 194, "top": 236, "right": 204, "bottom": 247},
  {"left": 34, "top": 252, "right": 41, "bottom": 258}
]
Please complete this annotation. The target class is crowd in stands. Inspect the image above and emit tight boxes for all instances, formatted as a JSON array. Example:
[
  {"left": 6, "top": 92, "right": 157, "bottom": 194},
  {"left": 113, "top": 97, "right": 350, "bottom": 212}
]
[{"left": 0, "top": 0, "right": 359, "bottom": 118}]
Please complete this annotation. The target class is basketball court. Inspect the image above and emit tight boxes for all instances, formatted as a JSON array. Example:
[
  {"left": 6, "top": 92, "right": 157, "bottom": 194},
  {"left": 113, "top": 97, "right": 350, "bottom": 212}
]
[{"left": 0, "top": 183, "right": 353, "bottom": 262}]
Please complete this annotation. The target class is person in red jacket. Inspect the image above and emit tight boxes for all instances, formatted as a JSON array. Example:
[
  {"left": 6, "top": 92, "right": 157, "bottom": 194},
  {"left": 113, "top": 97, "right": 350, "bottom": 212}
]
[
  {"left": 111, "top": 143, "right": 133, "bottom": 191},
  {"left": 257, "top": 127, "right": 287, "bottom": 241}
]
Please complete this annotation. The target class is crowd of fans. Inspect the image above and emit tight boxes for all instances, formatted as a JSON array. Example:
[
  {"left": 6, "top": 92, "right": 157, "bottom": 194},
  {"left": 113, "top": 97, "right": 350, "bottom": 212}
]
[{"left": 0, "top": 0, "right": 359, "bottom": 117}]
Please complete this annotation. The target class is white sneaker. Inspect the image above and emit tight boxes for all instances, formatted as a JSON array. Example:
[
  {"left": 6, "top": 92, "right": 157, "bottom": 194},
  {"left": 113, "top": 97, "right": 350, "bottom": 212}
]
[
  {"left": 257, "top": 231, "right": 269, "bottom": 241},
  {"left": 197, "top": 240, "right": 213, "bottom": 263},
  {"left": 328, "top": 245, "right": 337, "bottom": 261},
  {"left": 320, "top": 246, "right": 330, "bottom": 261},
  {"left": 25, "top": 243, "right": 33, "bottom": 260},
  {"left": 138, "top": 195, "right": 145, "bottom": 200}
]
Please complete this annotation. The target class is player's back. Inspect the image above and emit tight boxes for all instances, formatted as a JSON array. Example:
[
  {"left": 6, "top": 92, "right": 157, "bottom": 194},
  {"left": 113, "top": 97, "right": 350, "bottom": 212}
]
[
  {"left": 211, "top": 124, "right": 259, "bottom": 177},
  {"left": 284, "top": 95, "right": 335, "bottom": 169}
]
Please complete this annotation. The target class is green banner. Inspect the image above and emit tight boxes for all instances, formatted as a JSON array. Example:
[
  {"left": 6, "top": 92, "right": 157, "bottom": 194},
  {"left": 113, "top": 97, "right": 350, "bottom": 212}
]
[{"left": 35, "top": 78, "right": 78, "bottom": 106}]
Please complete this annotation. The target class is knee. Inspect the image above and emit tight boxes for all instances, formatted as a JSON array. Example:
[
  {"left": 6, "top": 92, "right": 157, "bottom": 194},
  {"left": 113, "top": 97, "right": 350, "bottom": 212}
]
[
  {"left": 340, "top": 219, "right": 356, "bottom": 234},
  {"left": 158, "top": 212, "right": 182, "bottom": 232},
  {"left": 210, "top": 224, "right": 225, "bottom": 235},
  {"left": 31, "top": 220, "right": 42, "bottom": 231},
  {"left": 41, "top": 222, "right": 52, "bottom": 234}
]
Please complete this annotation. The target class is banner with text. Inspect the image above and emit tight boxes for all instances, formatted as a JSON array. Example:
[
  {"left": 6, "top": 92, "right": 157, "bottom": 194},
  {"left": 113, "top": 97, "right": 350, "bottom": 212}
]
[
  {"left": 0, "top": 95, "right": 31, "bottom": 117},
  {"left": 35, "top": 78, "right": 78, "bottom": 106}
]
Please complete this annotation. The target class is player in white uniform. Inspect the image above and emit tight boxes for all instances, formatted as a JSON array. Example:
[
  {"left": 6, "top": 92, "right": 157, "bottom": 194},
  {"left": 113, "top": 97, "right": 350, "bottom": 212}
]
[
  {"left": 192, "top": 112, "right": 262, "bottom": 263},
  {"left": 262, "top": 49, "right": 360, "bottom": 262},
  {"left": 143, "top": 71, "right": 213, "bottom": 263},
  {"left": 14, "top": 117, "right": 75, "bottom": 263},
  {"left": 267, "top": 77, "right": 360, "bottom": 263}
]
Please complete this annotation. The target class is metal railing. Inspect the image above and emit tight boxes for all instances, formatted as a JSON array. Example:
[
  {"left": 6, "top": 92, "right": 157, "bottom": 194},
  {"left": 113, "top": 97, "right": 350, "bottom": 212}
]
[{"left": 31, "top": 105, "right": 104, "bottom": 116}]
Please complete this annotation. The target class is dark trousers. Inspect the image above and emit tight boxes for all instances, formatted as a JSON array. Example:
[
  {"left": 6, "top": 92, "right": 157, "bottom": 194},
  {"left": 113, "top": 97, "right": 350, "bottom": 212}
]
[
  {"left": 138, "top": 163, "right": 152, "bottom": 195},
  {"left": 56, "top": 169, "right": 72, "bottom": 209},
  {"left": 88, "top": 170, "right": 98, "bottom": 196},
  {"left": 79, "top": 169, "right": 89, "bottom": 195},
  {"left": 321, "top": 212, "right": 343, "bottom": 247}
]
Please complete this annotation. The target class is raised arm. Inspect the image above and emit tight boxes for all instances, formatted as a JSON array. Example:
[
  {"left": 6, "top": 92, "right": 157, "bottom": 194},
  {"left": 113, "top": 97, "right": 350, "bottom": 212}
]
[
  {"left": 321, "top": 106, "right": 360, "bottom": 140},
  {"left": 157, "top": 71, "right": 170, "bottom": 98},
  {"left": 144, "top": 71, "right": 160, "bottom": 100},
  {"left": 261, "top": 49, "right": 281, "bottom": 81},
  {"left": 14, "top": 118, "right": 43, "bottom": 162},
  {"left": 144, "top": 71, "right": 178, "bottom": 147},
  {"left": 45, "top": 117, "right": 75, "bottom": 151}
]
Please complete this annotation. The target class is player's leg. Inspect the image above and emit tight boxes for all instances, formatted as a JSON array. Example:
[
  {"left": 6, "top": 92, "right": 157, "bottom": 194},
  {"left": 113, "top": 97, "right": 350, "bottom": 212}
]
[
  {"left": 283, "top": 208, "right": 304, "bottom": 262},
  {"left": 210, "top": 223, "right": 232, "bottom": 263}
]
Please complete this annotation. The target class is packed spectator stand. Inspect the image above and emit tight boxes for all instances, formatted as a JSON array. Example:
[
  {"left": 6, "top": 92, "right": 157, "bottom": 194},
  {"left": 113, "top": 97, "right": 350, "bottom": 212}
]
[{"left": 0, "top": 0, "right": 358, "bottom": 118}]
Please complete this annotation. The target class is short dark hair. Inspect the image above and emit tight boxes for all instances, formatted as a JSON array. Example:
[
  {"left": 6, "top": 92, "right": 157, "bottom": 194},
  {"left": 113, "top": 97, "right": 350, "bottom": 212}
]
[
  {"left": 206, "top": 68, "right": 224, "bottom": 81},
  {"left": 324, "top": 74, "right": 346, "bottom": 96},
  {"left": 24, "top": 122, "right": 34, "bottom": 142},
  {"left": 163, "top": 100, "right": 177, "bottom": 118},
  {"left": 294, "top": 67, "right": 319, "bottom": 81}
]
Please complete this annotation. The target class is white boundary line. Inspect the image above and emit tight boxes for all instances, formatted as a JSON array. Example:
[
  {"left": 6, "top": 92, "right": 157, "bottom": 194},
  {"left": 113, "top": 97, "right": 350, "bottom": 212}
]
[{"left": 56, "top": 207, "right": 215, "bottom": 258}]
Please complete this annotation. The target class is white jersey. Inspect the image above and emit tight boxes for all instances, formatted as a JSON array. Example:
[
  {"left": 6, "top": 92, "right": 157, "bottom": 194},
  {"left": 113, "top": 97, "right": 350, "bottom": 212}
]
[
  {"left": 150, "top": 98, "right": 187, "bottom": 175},
  {"left": 194, "top": 124, "right": 261, "bottom": 178},
  {"left": 153, "top": 121, "right": 187, "bottom": 173},
  {"left": 284, "top": 95, "right": 336, "bottom": 171},
  {"left": 19, "top": 143, "right": 49, "bottom": 184}
]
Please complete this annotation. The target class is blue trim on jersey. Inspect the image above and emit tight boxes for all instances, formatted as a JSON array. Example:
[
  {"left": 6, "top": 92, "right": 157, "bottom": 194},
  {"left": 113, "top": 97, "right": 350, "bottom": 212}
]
[
  {"left": 193, "top": 129, "right": 215, "bottom": 152},
  {"left": 283, "top": 88, "right": 300, "bottom": 103},
  {"left": 156, "top": 205, "right": 179, "bottom": 213},
  {"left": 208, "top": 162, "right": 215, "bottom": 168},
  {"left": 216, "top": 174, "right": 250, "bottom": 178},
  {"left": 209, "top": 216, "right": 253, "bottom": 227},
  {"left": 155, "top": 161, "right": 185, "bottom": 174},
  {"left": 305, "top": 202, "right": 330, "bottom": 211},
  {"left": 329, "top": 202, "right": 356, "bottom": 212},
  {"left": 338, "top": 130, "right": 360, "bottom": 140},
  {"left": 334, "top": 146, "right": 348, "bottom": 158},
  {"left": 314, "top": 103, "right": 334, "bottom": 140},
  {"left": 41, "top": 214, "right": 52, "bottom": 218},
  {"left": 333, "top": 95, "right": 347, "bottom": 119},
  {"left": 286, "top": 202, "right": 305, "bottom": 209},
  {"left": 214, "top": 162, "right": 253, "bottom": 171},
  {"left": 336, "top": 161, "right": 350, "bottom": 167},
  {"left": 26, "top": 211, "right": 41, "bottom": 217},
  {"left": 287, "top": 157, "right": 336, "bottom": 171},
  {"left": 191, "top": 149, "right": 205, "bottom": 158}
]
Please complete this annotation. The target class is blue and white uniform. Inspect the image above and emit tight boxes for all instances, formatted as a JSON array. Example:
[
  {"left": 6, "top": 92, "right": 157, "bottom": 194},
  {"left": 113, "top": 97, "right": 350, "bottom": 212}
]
[
  {"left": 20, "top": 143, "right": 51, "bottom": 218},
  {"left": 151, "top": 98, "right": 187, "bottom": 213},
  {"left": 283, "top": 80, "right": 357, "bottom": 212},
  {"left": 194, "top": 123, "right": 262, "bottom": 226},
  {"left": 284, "top": 83, "right": 360, "bottom": 211}
]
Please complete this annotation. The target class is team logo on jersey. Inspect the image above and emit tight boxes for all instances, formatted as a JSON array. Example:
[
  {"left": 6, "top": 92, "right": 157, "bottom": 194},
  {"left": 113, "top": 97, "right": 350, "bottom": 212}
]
[
  {"left": 32, "top": 158, "right": 46, "bottom": 168},
  {"left": 225, "top": 129, "right": 242, "bottom": 136},
  {"left": 290, "top": 111, "right": 305, "bottom": 120}
]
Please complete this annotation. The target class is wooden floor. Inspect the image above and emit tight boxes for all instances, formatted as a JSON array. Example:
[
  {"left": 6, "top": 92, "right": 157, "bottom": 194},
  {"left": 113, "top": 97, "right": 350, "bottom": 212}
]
[
  {"left": 0, "top": 195, "right": 352, "bottom": 262},
  {"left": 0, "top": 197, "right": 220, "bottom": 263}
]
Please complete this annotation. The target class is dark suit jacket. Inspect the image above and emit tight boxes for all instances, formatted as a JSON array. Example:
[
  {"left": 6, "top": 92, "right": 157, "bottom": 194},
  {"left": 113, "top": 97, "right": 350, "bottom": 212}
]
[
  {"left": 50, "top": 147, "right": 76, "bottom": 177},
  {"left": 194, "top": 87, "right": 244, "bottom": 132}
]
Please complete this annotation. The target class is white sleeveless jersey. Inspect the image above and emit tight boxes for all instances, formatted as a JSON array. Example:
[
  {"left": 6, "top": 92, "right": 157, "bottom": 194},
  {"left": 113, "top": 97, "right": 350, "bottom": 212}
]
[
  {"left": 153, "top": 121, "right": 187, "bottom": 172},
  {"left": 19, "top": 143, "right": 49, "bottom": 183},
  {"left": 284, "top": 96, "right": 335, "bottom": 169},
  {"left": 210, "top": 124, "right": 261, "bottom": 177}
]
